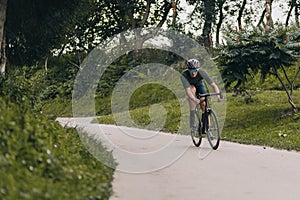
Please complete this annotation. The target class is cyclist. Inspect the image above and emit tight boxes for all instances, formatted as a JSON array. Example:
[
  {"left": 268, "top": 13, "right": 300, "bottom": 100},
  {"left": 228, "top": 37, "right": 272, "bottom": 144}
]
[{"left": 180, "top": 58, "right": 222, "bottom": 129}]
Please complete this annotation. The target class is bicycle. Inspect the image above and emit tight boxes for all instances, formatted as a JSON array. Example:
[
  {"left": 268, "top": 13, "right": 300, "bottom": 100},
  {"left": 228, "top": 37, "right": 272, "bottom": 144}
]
[{"left": 190, "top": 93, "right": 222, "bottom": 150}]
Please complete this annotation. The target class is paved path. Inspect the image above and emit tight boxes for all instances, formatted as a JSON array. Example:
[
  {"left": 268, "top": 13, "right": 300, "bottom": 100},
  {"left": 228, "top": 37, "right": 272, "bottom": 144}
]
[{"left": 57, "top": 117, "right": 300, "bottom": 200}]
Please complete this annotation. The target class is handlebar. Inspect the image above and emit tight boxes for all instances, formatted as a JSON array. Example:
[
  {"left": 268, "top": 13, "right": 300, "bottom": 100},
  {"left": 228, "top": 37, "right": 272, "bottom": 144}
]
[{"left": 197, "top": 92, "right": 223, "bottom": 99}]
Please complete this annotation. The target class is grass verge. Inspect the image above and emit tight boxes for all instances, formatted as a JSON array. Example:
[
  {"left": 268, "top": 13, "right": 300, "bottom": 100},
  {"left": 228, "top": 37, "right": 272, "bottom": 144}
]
[{"left": 223, "top": 90, "right": 300, "bottom": 151}]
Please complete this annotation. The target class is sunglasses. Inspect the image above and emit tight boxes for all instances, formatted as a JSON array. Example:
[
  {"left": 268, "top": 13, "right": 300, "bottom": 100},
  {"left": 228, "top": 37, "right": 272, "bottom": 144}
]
[{"left": 188, "top": 69, "right": 198, "bottom": 73}]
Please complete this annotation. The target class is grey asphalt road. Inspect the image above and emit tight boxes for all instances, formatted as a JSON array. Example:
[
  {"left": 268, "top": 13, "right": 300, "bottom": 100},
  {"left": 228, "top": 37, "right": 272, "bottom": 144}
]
[{"left": 57, "top": 117, "right": 300, "bottom": 200}]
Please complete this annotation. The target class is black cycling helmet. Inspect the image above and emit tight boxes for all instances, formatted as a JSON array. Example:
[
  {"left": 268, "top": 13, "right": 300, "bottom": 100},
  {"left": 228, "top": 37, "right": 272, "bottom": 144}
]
[{"left": 187, "top": 59, "right": 200, "bottom": 69}]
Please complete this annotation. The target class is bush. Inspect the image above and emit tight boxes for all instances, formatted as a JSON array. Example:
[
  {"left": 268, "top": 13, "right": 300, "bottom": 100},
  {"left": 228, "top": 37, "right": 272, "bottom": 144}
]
[{"left": 0, "top": 98, "right": 116, "bottom": 199}]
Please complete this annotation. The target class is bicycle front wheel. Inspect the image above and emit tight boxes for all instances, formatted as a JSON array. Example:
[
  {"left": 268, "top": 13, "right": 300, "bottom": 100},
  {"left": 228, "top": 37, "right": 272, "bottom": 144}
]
[
  {"left": 205, "top": 109, "right": 220, "bottom": 150},
  {"left": 190, "top": 109, "right": 202, "bottom": 147}
]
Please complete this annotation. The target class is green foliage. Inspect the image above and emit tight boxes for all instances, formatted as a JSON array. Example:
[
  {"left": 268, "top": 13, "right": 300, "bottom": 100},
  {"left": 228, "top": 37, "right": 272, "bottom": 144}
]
[
  {"left": 215, "top": 26, "right": 299, "bottom": 90},
  {"left": 95, "top": 96, "right": 112, "bottom": 116},
  {"left": 246, "top": 63, "right": 300, "bottom": 91},
  {"left": 0, "top": 98, "right": 115, "bottom": 199},
  {"left": 41, "top": 98, "right": 72, "bottom": 119},
  {"left": 0, "top": 54, "right": 80, "bottom": 117},
  {"left": 96, "top": 49, "right": 182, "bottom": 98},
  {"left": 6, "top": 0, "right": 81, "bottom": 66},
  {"left": 41, "top": 55, "right": 80, "bottom": 100},
  {"left": 129, "top": 83, "right": 177, "bottom": 110},
  {"left": 0, "top": 68, "right": 42, "bottom": 109},
  {"left": 0, "top": 61, "right": 115, "bottom": 199},
  {"left": 4, "top": 0, "right": 182, "bottom": 68}
]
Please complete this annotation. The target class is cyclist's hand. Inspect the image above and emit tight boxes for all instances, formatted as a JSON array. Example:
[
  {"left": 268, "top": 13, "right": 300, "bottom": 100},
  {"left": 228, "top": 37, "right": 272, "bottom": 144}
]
[
  {"left": 217, "top": 94, "right": 223, "bottom": 102},
  {"left": 193, "top": 98, "right": 201, "bottom": 104}
]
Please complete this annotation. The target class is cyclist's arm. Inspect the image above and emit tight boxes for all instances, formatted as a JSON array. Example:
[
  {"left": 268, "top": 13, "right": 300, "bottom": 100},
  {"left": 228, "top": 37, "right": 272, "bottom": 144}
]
[
  {"left": 185, "top": 87, "right": 200, "bottom": 103},
  {"left": 199, "top": 69, "right": 222, "bottom": 101},
  {"left": 210, "top": 82, "right": 222, "bottom": 101},
  {"left": 181, "top": 73, "right": 200, "bottom": 103}
]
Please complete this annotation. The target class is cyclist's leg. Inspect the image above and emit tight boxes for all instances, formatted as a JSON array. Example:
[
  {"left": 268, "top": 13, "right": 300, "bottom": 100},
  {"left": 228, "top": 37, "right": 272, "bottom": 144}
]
[
  {"left": 189, "top": 86, "right": 203, "bottom": 146},
  {"left": 195, "top": 81, "right": 207, "bottom": 112},
  {"left": 195, "top": 82, "right": 208, "bottom": 134},
  {"left": 188, "top": 85, "right": 197, "bottom": 128}
]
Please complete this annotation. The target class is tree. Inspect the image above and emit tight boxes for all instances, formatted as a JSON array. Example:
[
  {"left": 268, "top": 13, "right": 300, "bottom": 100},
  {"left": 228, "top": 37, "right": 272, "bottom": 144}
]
[
  {"left": 216, "top": 26, "right": 300, "bottom": 113},
  {"left": 1, "top": 0, "right": 181, "bottom": 74},
  {"left": 0, "top": 0, "right": 7, "bottom": 75},
  {"left": 201, "top": 0, "right": 216, "bottom": 54},
  {"left": 186, "top": 0, "right": 260, "bottom": 48},
  {"left": 4, "top": 0, "right": 83, "bottom": 69},
  {"left": 109, "top": 0, "right": 174, "bottom": 52},
  {"left": 215, "top": 0, "right": 250, "bottom": 45},
  {"left": 57, "top": 0, "right": 178, "bottom": 57},
  {"left": 186, "top": 0, "right": 216, "bottom": 54}
]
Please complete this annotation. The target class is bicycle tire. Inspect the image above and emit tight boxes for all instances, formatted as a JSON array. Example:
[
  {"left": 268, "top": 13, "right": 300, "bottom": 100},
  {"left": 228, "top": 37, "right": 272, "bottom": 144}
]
[
  {"left": 205, "top": 109, "right": 220, "bottom": 150},
  {"left": 190, "top": 107, "right": 202, "bottom": 147}
]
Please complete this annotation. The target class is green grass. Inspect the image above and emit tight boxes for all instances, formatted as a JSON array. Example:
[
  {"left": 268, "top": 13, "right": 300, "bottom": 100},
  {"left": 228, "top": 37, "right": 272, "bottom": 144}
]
[
  {"left": 223, "top": 90, "right": 300, "bottom": 151},
  {"left": 96, "top": 100, "right": 183, "bottom": 133},
  {"left": 96, "top": 90, "right": 300, "bottom": 151}
]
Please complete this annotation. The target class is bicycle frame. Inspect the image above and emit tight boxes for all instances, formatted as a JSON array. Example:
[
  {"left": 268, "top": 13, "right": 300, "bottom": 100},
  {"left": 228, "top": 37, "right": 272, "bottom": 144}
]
[{"left": 190, "top": 92, "right": 222, "bottom": 149}]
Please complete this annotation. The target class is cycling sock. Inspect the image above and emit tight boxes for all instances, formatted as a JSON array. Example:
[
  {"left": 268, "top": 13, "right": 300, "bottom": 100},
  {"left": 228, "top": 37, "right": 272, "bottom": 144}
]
[{"left": 190, "top": 110, "right": 196, "bottom": 128}]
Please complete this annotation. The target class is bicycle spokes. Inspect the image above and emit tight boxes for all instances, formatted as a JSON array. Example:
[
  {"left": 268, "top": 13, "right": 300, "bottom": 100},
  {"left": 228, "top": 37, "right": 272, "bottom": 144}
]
[
  {"left": 190, "top": 108, "right": 202, "bottom": 147},
  {"left": 206, "top": 110, "right": 220, "bottom": 150}
]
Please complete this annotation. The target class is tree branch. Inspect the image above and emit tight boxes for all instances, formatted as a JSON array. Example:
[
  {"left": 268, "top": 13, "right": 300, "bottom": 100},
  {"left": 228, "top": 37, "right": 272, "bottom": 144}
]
[
  {"left": 140, "top": 0, "right": 152, "bottom": 27},
  {"left": 291, "top": 66, "right": 300, "bottom": 96},
  {"left": 237, "top": 0, "right": 247, "bottom": 30},
  {"left": 274, "top": 68, "right": 297, "bottom": 113},
  {"left": 280, "top": 64, "right": 292, "bottom": 87},
  {"left": 295, "top": 0, "right": 299, "bottom": 27},
  {"left": 156, "top": 0, "right": 172, "bottom": 29},
  {"left": 140, "top": 0, "right": 172, "bottom": 43},
  {"left": 127, "top": 4, "right": 136, "bottom": 29},
  {"left": 171, "top": 0, "right": 178, "bottom": 27},
  {"left": 285, "top": 0, "right": 295, "bottom": 27}
]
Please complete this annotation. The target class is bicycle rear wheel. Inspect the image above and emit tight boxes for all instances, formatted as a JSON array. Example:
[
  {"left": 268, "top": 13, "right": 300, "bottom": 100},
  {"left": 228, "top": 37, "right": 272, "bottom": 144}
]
[
  {"left": 190, "top": 108, "right": 202, "bottom": 147},
  {"left": 205, "top": 109, "right": 220, "bottom": 150}
]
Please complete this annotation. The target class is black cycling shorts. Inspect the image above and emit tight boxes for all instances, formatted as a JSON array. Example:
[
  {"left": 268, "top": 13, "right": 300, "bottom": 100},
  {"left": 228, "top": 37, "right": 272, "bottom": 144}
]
[{"left": 194, "top": 81, "right": 207, "bottom": 97}]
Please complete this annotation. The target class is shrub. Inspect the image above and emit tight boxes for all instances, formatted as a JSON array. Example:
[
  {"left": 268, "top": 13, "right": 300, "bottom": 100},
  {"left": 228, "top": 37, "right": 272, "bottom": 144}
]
[{"left": 0, "top": 98, "right": 116, "bottom": 199}]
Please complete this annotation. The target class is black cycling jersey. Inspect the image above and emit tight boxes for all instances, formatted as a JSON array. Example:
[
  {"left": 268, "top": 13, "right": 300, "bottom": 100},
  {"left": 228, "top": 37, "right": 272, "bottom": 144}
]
[{"left": 180, "top": 69, "right": 213, "bottom": 89}]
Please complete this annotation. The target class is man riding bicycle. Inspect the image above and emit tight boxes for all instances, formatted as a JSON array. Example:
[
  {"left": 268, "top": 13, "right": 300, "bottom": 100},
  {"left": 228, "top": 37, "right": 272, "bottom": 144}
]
[{"left": 180, "top": 59, "right": 222, "bottom": 129}]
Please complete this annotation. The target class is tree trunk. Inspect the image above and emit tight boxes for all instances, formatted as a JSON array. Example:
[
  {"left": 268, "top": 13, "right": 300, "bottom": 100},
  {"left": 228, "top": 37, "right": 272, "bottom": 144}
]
[
  {"left": 265, "top": 0, "right": 274, "bottom": 32},
  {"left": 202, "top": 0, "right": 215, "bottom": 55},
  {"left": 274, "top": 68, "right": 298, "bottom": 114},
  {"left": 237, "top": 0, "right": 247, "bottom": 31},
  {"left": 0, "top": 0, "right": 8, "bottom": 75},
  {"left": 0, "top": 34, "right": 6, "bottom": 74},
  {"left": 285, "top": 0, "right": 296, "bottom": 27},
  {"left": 295, "top": 0, "right": 299, "bottom": 27},
  {"left": 215, "top": 0, "right": 225, "bottom": 45},
  {"left": 257, "top": 0, "right": 274, "bottom": 30}
]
